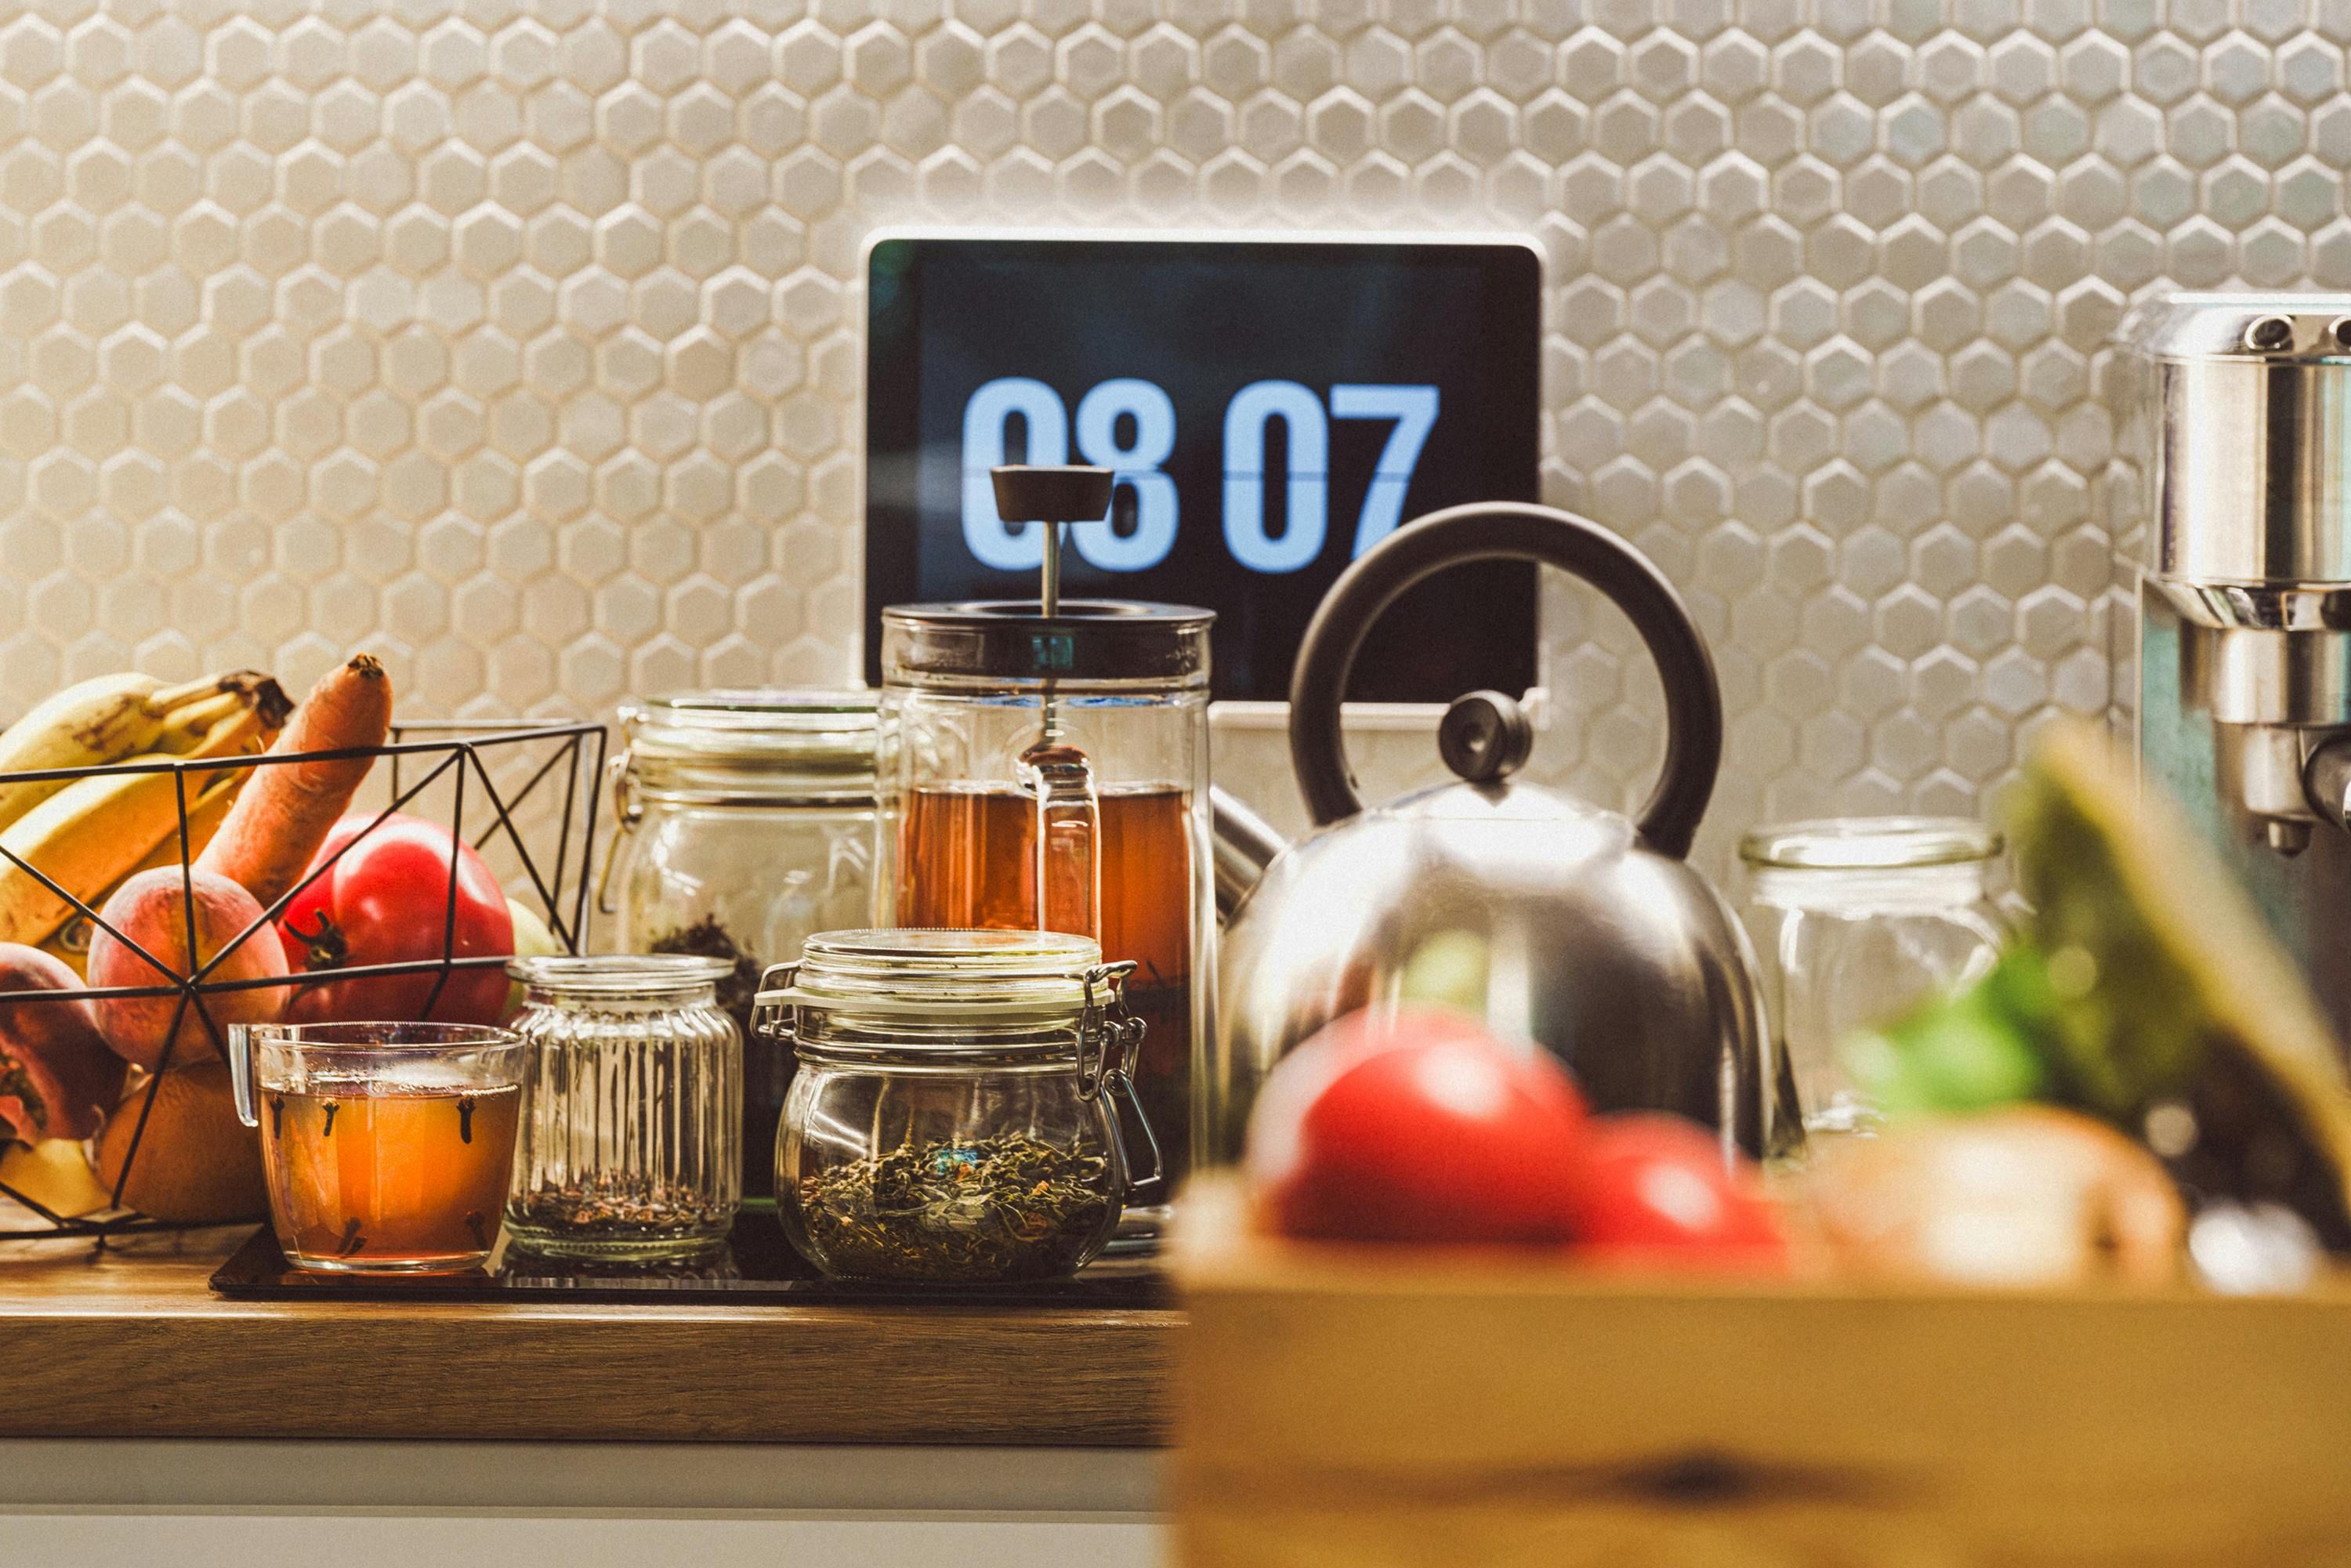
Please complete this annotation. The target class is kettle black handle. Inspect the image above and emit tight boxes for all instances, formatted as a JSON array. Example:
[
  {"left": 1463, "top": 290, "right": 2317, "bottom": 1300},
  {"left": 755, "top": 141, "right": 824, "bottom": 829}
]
[{"left": 1288, "top": 502, "right": 1723, "bottom": 861}]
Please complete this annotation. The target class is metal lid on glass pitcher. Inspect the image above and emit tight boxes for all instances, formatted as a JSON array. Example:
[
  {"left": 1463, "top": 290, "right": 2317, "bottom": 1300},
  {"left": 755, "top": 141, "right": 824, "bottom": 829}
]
[{"left": 881, "top": 600, "right": 1212, "bottom": 686}]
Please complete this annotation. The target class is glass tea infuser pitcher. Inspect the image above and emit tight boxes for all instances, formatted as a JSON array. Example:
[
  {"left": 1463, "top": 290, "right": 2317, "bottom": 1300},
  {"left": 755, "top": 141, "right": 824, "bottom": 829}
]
[{"left": 877, "top": 465, "right": 1214, "bottom": 1198}]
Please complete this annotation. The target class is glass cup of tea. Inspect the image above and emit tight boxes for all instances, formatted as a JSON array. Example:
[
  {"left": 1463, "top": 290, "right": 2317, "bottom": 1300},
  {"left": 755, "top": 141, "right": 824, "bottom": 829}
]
[{"left": 226, "top": 1020, "right": 527, "bottom": 1274}]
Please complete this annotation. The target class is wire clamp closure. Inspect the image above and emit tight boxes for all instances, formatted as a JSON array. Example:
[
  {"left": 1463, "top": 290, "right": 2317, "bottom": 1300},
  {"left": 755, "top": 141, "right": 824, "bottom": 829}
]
[
  {"left": 749, "top": 960, "right": 802, "bottom": 1043},
  {"left": 1078, "top": 961, "right": 1161, "bottom": 1193},
  {"left": 1075, "top": 960, "right": 1138, "bottom": 1099}
]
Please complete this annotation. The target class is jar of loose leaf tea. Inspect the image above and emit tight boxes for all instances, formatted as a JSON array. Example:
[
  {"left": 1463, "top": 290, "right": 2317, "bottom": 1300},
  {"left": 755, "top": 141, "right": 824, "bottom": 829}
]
[
  {"left": 598, "top": 689, "right": 878, "bottom": 1199},
  {"left": 755, "top": 929, "right": 1160, "bottom": 1284},
  {"left": 503, "top": 954, "right": 742, "bottom": 1261}
]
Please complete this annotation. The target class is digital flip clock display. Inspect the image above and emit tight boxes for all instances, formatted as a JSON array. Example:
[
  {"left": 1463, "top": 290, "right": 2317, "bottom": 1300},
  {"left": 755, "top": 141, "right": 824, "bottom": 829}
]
[{"left": 864, "top": 235, "right": 1541, "bottom": 704}]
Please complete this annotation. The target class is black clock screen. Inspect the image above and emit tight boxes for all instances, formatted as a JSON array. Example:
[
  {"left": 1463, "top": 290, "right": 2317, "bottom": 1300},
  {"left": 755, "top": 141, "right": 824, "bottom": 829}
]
[{"left": 864, "top": 235, "right": 1541, "bottom": 704}]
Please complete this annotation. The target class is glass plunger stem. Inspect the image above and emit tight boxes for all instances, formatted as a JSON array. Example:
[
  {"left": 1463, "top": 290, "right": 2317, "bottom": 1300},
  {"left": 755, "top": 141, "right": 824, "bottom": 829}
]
[
  {"left": 985, "top": 468, "right": 1118, "bottom": 941},
  {"left": 1038, "top": 517, "right": 1063, "bottom": 620},
  {"left": 1038, "top": 519, "right": 1063, "bottom": 744},
  {"left": 1014, "top": 509, "right": 1101, "bottom": 939}
]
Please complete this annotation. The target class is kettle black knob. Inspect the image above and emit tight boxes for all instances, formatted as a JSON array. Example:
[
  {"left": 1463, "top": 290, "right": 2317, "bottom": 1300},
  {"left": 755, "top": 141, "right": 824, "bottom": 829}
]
[
  {"left": 991, "top": 465, "right": 1112, "bottom": 524},
  {"left": 1437, "top": 691, "right": 1533, "bottom": 785}
]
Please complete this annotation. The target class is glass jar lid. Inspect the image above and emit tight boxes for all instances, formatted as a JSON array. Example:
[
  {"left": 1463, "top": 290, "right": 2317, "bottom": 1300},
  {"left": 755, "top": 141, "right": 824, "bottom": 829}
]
[
  {"left": 774, "top": 928, "right": 1108, "bottom": 1017},
  {"left": 508, "top": 953, "right": 734, "bottom": 998},
  {"left": 881, "top": 600, "right": 1212, "bottom": 687},
  {"left": 618, "top": 688, "right": 877, "bottom": 804},
  {"left": 1738, "top": 817, "right": 2001, "bottom": 871}
]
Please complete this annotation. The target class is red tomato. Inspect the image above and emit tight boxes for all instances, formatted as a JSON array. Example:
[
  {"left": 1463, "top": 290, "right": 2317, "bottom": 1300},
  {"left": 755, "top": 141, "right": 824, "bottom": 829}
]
[
  {"left": 1245, "top": 1006, "right": 1495, "bottom": 1132},
  {"left": 1247, "top": 1009, "right": 1588, "bottom": 1244},
  {"left": 1565, "top": 1114, "right": 1788, "bottom": 1271},
  {"left": 273, "top": 811, "right": 379, "bottom": 950},
  {"left": 277, "top": 812, "right": 514, "bottom": 1026}
]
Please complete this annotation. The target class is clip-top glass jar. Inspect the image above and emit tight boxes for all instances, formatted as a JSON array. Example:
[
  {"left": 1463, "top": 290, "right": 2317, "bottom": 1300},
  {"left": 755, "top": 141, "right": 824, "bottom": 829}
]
[
  {"left": 755, "top": 929, "right": 1160, "bottom": 1284},
  {"left": 599, "top": 689, "right": 878, "bottom": 1197},
  {"left": 503, "top": 954, "right": 742, "bottom": 1260}
]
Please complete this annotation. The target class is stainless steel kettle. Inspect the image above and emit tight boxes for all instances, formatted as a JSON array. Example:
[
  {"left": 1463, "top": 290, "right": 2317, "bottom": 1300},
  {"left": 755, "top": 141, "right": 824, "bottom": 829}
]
[{"left": 1206, "top": 502, "right": 1794, "bottom": 1167}]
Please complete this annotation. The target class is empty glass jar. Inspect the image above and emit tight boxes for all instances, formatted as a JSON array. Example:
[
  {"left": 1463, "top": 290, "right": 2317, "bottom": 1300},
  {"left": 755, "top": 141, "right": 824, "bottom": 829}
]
[
  {"left": 1739, "top": 817, "right": 2011, "bottom": 1151},
  {"left": 599, "top": 689, "right": 879, "bottom": 1198},
  {"left": 756, "top": 929, "right": 1158, "bottom": 1284},
  {"left": 503, "top": 954, "right": 741, "bottom": 1260}
]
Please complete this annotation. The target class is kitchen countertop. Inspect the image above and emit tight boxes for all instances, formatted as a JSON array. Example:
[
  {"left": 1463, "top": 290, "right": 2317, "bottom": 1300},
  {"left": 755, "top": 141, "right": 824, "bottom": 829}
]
[{"left": 0, "top": 1226, "right": 1179, "bottom": 1446}]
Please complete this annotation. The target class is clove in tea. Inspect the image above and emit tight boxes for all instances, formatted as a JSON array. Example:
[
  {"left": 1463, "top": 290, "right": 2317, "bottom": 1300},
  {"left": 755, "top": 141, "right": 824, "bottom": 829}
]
[{"left": 263, "top": 1082, "right": 520, "bottom": 1272}]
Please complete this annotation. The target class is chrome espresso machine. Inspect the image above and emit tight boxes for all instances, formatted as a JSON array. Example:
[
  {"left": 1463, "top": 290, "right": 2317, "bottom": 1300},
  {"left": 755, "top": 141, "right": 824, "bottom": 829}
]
[{"left": 2125, "top": 292, "right": 2351, "bottom": 1049}]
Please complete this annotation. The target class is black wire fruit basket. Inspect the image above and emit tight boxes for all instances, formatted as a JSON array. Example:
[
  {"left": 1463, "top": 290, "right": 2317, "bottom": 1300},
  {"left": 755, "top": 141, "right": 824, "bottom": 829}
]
[{"left": 0, "top": 717, "right": 606, "bottom": 1242}]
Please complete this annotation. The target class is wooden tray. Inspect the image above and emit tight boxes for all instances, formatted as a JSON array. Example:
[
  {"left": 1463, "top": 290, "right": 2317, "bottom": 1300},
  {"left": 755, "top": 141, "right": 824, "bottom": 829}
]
[
  {"left": 212, "top": 1205, "right": 1168, "bottom": 1309},
  {"left": 1166, "top": 1180, "right": 2351, "bottom": 1568}
]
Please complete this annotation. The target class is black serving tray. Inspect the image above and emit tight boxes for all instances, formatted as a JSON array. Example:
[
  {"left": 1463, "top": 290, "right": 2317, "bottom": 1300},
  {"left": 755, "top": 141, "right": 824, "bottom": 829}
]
[{"left": 209, "top": 1204, "right": 1169, "bottom": 1309}]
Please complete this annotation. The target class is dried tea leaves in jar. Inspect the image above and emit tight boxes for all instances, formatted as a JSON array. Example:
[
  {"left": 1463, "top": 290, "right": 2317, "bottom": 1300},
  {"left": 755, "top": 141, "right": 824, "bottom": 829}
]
[
  {"left": 507, "top": 1172, "right": 735, "bottom": 1246},
  {"left": 796, "top": 1132, "right": 1113, "bottom": 1283},
  {"left": 650, "top": 915, "right": 764, "bottom": 1043}
]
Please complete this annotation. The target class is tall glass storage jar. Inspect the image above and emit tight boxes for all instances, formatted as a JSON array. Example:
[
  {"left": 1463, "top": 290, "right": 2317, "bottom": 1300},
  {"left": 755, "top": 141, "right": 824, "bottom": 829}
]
[
  {"left": 877, "top": 603, "right": 1212, "bottom": 1201},
  {"left": 504, "top": 954, "right": 742, "bottom": 1260},
  {"left": 600, "top": 689, "right": 878, "bottom": 1197}
]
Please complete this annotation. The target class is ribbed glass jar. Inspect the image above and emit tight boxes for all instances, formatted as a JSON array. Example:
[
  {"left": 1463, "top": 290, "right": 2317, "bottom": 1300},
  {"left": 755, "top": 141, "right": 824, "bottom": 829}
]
[{"left": 502, "top": 954, "right": 742, "bottom": 1260}]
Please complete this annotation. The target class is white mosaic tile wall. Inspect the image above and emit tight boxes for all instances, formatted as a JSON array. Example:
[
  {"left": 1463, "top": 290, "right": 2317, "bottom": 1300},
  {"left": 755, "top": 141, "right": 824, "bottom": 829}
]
[{"left": 0, "top": 0, "right": 2342, "bottom": 876}]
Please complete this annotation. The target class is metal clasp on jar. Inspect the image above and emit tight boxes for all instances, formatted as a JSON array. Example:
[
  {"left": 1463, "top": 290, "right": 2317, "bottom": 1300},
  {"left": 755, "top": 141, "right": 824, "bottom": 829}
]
[
  {"left": 1078, "top": 961, "right": 1161, "bottom": 1193},
  {"left": 592, "top": 746, "right": 643, "bottom": 916},
  {"left": 749, "top": 960, "right": 802, "bottom": 1043}
]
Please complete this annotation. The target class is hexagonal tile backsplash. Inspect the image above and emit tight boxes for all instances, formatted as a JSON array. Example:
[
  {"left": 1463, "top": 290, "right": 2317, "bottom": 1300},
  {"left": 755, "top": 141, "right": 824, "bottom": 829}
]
[{"left": 0, "top": 0, "right": 2335, "bottom": 879}]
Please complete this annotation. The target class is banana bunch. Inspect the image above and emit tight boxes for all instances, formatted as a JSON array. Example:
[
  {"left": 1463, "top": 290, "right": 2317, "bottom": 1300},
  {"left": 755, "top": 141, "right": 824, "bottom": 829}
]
[{"left": 0, "top": 672, "right": 292, "bottom": 947}]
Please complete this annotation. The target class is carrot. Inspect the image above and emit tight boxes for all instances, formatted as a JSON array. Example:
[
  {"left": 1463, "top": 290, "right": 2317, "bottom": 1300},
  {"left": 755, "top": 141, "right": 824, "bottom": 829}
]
[
  {"left": 196, "top": 655, "right": 393, "bottom": 908},
  {"left": 125, "top": 769, "right": 246, "bottom": 878}
]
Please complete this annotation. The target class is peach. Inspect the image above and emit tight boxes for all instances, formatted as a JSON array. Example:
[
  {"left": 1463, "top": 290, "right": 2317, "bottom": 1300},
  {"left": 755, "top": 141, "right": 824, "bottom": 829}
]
[
  {"left": 86, "top": 868, "right": 288, "bottom": 1070},
  {"left": 94, "top": 1063, "right": 266, "bottom": 1224}
]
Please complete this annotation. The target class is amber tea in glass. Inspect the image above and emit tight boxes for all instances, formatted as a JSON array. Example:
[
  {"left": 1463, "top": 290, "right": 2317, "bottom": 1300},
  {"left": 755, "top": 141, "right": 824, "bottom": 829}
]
[
  {"left": 229, "top": 1021, "right": 527, "bottom": 1274},
  {"left": 265, "top": 1084, "right": 521, "bottom": 1269},
  {"left": 896, "top": 781, "right": 1195, "bottom": 1190}
]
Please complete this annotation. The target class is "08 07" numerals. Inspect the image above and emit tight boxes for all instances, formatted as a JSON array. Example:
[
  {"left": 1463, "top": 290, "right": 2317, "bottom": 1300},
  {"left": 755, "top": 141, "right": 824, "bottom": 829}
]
[{"left": 960, "top": 377, "right": 1440, "bottom": 575}]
